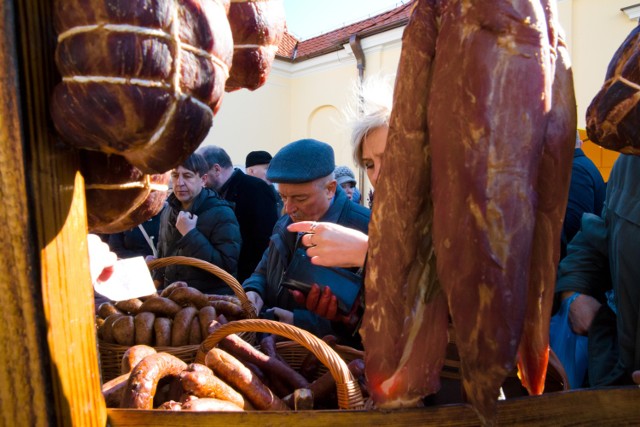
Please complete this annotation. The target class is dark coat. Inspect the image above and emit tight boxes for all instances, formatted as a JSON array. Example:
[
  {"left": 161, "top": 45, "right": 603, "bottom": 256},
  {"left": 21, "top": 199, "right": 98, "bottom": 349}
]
[
  {"left": 156, "top": 188, "right": 241, "bottom": 294},
  {"left": 556, "top": 154, "right": 640, "bottom": 387},
  {"left": 561, "top": 148, "right": 606, "bottom": 257},
  {"left": 108, "top": 212, "right": 161, "bottom": 259},
  {"left": 219, "top": 169, "right": 278, "bottom": 283},
  {"left": 243, "top": 186, "right": 370, "bottom": 344}
]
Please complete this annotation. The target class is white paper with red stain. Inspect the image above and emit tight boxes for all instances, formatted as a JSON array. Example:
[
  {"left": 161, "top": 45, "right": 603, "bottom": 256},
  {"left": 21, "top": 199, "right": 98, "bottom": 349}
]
[{"left": 93, "top": 257, "right": 156, "bottom": 301}]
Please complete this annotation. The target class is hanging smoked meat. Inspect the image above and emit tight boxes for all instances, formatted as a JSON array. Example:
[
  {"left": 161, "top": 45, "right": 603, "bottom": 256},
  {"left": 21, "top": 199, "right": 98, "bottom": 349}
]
[
  {"left": 517, "top": 0, "right": 577, "bottom": 397},
  {"left": 361, "top": 0, "right": 449, "bottom": 409},
  {"left": 362, "top": 0, "right": 576, "bottom": 423},
  {"left": 225, "top": 0, "right": 286, "bottom": 91},
  {"left": 80, "top": 151, "right": 169, "bottom": 234},
  {"left": 428, "top": 0, "right": 573, "bottom": 422},
  {"left": 586, "top": 24, "right": 640, "bottom": 155},
  {"left": 50, "top": 0, "right": 234, "bottom": 174}
]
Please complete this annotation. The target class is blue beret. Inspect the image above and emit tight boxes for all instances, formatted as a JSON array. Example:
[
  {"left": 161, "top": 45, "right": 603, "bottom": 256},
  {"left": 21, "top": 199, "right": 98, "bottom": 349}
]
[{"left": 267, "top": 139, "right": 335, "bottom": 183}]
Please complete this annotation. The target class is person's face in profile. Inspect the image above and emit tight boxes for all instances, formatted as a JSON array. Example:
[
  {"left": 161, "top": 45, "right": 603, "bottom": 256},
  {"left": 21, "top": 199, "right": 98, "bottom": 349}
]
[{"left": 362, "top": 125, "right": 389, "bottom": 187}]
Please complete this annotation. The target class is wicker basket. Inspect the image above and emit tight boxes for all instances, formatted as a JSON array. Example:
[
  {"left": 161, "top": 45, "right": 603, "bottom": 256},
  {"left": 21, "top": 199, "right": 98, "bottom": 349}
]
[
  {"left": 98, "top": 256, "right": 257, "bottom": 382},
  {"left": 195, "top": 319, "right": 365, "bottom": 410},
  {"left": 274, "top": 340, "right": 364, "bottom": 379},
  {"left": 98, "top": 342, "right": 200, "bottom": 382}
]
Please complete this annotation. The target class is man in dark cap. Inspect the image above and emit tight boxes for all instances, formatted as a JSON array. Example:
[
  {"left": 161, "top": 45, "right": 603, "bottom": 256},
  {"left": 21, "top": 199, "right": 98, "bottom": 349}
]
[
  {"left": 246, "top": 150, "right": 283, "bottom": 215},
  {"left": 245, "top": 150, "right": 273, "bottom": 182},
  {"left": 243, "top": 139, "right": 370, "bottom": 345},
  {"left": 198, "top": 145, "right": 278, "bottom": 283}
]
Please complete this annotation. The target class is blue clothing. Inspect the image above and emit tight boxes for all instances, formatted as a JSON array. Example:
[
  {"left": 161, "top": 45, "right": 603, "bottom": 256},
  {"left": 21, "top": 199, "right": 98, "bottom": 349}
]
[
  {"left": 561, "top": 148, "right": 606, "bottom": 258},
  {"left": 243, "top": 186, "right": 370, "bottom": 343},
  {"left": 556, "top": 154, "right": 640, "bottom": 386}
]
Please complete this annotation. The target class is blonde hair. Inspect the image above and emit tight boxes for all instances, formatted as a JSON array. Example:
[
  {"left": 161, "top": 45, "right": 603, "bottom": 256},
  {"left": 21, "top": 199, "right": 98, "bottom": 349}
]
[{"left": 344, "top": 74, "right": 394, "bottom": 168}]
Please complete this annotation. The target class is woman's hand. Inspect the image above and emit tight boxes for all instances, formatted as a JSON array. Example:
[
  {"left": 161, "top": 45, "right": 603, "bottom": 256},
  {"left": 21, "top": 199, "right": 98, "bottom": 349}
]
[{"left": 287, "top": 221, "right": 368, "bottom": 268}]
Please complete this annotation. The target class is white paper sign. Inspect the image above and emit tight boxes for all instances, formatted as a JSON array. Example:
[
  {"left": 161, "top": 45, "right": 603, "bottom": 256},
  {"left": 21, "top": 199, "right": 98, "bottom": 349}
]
[{"left": 93, "top": 256, "right": 156, "bottom": 301}]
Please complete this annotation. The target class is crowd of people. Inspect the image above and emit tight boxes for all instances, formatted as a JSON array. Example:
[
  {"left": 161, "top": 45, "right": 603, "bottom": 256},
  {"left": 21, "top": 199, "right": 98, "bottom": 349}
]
[{"left": 90, "top": 73, "right": 640, "bottom": 394}]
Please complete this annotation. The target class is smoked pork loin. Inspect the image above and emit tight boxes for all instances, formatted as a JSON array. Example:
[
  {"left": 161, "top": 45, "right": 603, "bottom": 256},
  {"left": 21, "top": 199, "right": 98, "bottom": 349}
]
[
  {"left": 363, "top": 0, "right": 576, "bottom": 423},
  {"left": 51, "top": 0, "right": 234, "bottom": 174}
]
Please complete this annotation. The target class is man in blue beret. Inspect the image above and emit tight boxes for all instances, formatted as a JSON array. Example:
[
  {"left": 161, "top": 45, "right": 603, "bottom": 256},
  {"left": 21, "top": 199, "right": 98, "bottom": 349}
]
[{"left": 243, "top": 139, "right": 370, "bottom": 345}]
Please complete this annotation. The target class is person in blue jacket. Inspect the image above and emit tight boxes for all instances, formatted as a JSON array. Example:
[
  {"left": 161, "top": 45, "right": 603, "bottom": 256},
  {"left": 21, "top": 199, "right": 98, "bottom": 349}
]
[
  {"left": 556, "top": 153, "right": 640, "bottom": 387},
  {"left": 560, "top": 133, "right": 606, "bottom": 258},
  {"left": 243, "top": 139, "right": 370, "bottom": 346}
]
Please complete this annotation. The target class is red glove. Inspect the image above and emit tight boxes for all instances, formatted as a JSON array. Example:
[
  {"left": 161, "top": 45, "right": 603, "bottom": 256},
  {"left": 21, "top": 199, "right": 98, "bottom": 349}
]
[{"left": 290, "top": 284, "right": 358, "bottom": 325}]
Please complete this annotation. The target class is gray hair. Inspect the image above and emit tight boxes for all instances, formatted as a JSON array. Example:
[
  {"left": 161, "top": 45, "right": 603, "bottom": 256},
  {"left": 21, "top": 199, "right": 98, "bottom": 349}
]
[
  {"left": 575, "top": 131, "right": 583, "bottom": 149},
  {"left": 197, "top": 145, "right": 233, "bottom": 169},
  {"left": 344, "top": 74, "right": 394, "bottom": 168}
]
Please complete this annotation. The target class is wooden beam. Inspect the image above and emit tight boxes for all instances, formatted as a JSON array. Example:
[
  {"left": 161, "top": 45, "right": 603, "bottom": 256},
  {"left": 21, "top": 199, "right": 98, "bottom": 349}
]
[
  {"left": 1, "top": 0, "right": 105, "bottom": 425},
  {"left": 108, "top": 386, "right": 640, "bottom": 426},
  {"left": 0, "top": 1, "right": 52, "bottom": 425}
]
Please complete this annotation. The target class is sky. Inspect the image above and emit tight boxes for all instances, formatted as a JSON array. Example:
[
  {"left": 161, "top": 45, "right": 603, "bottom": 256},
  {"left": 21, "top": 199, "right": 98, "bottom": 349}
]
[{"left": 282, "top": 0, "right": 408, "bottom": 40}]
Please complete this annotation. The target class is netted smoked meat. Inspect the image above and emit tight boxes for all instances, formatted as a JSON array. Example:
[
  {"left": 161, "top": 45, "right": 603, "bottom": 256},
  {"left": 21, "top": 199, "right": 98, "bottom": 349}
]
[
  {"left": 225, "top": 0, "right": 286, "bottom": 92},
  {"left": 81, "top": 152, "right": 169, "bottom": 234},
  {"left": 51, "top": 0, "right": 234, "bottom": 173},
  {"left": 586, "top": 24, "right": 640, "bottom": 155}
]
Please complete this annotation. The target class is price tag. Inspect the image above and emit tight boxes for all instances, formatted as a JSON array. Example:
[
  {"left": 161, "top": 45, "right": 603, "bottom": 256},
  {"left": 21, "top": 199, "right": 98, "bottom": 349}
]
[{"left": 93, "top": 256, "right": 156, "bottom": 301}]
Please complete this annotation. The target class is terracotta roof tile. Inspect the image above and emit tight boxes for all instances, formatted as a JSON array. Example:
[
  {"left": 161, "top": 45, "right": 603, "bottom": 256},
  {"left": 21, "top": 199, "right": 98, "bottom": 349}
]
[
  {"left": 276, "top": 29, "right": 299, "bottom": 58},
  {"left": 276, "top": 2, "right": 412, "bottom": 62}
]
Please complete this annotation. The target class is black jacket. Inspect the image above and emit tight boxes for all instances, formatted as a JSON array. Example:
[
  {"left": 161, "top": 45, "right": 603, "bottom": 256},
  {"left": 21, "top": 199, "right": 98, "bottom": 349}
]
[
  {"left": 156, "top": 188, "right": 241, "bottom": 294},
  {"left": 108, "top": 212, "right": 161, "bottom": 258},
  {"left": 219, "top": 169, "right": 278, "bottom": 282}
]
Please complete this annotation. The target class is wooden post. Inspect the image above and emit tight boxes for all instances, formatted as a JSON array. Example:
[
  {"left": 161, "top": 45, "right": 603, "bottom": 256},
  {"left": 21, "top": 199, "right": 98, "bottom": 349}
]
[{"left": 1, "top": 0, "right": 105, "bottom": 425}]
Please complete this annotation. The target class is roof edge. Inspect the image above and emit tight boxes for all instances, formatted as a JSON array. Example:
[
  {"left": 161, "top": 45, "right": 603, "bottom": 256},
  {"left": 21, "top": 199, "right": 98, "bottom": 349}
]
[{"left": 276, "top": 16, "right": 409, "bottom": 64}]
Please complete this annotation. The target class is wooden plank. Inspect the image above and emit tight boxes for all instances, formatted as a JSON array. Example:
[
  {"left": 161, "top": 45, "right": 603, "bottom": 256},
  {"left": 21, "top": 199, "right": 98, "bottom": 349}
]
[
  {"left": 0, "top": 1, "right": 51, "bottom": 425},
  {"left": 108, "top": 386, "right": 640, "bottom": 426},
  {"left": 1, "top": 0, "right": 106, "bottom": 425}
]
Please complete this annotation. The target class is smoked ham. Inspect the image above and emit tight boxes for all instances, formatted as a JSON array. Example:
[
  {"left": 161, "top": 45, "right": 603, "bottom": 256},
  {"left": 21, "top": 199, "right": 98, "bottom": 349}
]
[
  {"left": 361, "top": 0, "right": 449, "bottom": 408},
  {"left": 225, "top": 0, "right": 286, "bottom": 92},
  {"left": 586, "top": 24, "right": 640, "bottom": 155},
  {"left": 51, "top": 0, "right": 234, "bottom": 174},
  {"left": 80, "top": 151, "right": 169, "bottom": 234}
]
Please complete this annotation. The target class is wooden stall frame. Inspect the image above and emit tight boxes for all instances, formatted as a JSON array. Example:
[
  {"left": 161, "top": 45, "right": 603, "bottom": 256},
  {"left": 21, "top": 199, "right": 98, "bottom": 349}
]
[{"left": 1, "top": 0, "right": 639, "bottom": 426}]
